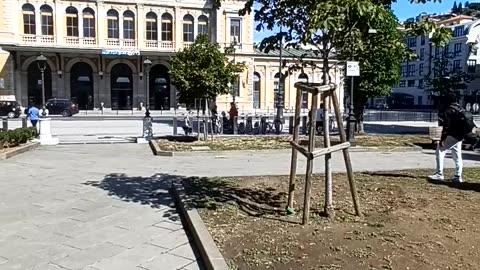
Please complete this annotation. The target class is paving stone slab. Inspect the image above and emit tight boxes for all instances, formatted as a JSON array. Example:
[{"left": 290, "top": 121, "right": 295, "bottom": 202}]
[
  {"left": 139, "top": 253, "right": 194, "bottom": 270},
  {"left": 52, "top": 242, "right": 127, "bottom": 270},
  {"left": 148, "top": 230, "right": 190, "bottom": 250},
  {"left": 93, "top": 243, "right": 167, "bottom": 270}
]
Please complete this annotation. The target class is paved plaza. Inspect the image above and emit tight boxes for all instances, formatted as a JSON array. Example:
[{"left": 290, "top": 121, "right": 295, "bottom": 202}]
[{"left": 1, "top": 144, "right": 480, "bottom": 269}]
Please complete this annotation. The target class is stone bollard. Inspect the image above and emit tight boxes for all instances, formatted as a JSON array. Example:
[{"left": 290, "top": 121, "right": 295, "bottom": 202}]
[
  {"left": 261, "top": 116, "right": 267, "bottom": 135},
  {"left": 22, "top": 117, "right": 27, "bottom": 128},
  {"left": 38, "top": 118, "right": 59, "bottom": 145},
  {"left": 2, "top": 117, "right": 7, "bottom": 131},
  {"left": 100, "top": 102, "right": 105, "bottom": 115},
  {"left": 233, "top": 116, "right": 238, "bottom": 135},
  {"left": 173, "top": 117, "right": 178, "bottom": 135}
]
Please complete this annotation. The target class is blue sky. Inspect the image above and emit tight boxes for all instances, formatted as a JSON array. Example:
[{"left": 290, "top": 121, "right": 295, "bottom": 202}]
[{"left": 253, "top": 0, "right": 478, "bottom": 42}]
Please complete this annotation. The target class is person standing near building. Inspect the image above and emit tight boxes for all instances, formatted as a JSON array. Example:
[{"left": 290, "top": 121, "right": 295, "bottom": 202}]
[
  {"left": 429, "top": 93, "right": 475, "bottom": 183},
  {"left": 27, "top": 102, "right": 40, "bottom": 136}
]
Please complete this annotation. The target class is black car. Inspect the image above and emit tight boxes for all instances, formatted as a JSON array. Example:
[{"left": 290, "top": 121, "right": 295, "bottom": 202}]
[
  {"left": 45, "top": 98, "right": 79, "bottom": 117},
  {"left": 0, "top": 101, "right": 22, "bottom": 118}
]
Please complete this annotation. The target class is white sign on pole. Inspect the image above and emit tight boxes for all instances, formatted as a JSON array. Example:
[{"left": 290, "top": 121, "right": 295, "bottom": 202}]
[{"left": 346, "top": 61, "right": 360, "bottom": 77}]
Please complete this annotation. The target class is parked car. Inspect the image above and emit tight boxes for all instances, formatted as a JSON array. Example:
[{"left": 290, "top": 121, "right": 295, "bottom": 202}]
[
  {"left": 0, "top": 101, "right": 22, "bottom": 118},
  {"left": 45, "top": 98, "right": 79, "bottom": 117}
]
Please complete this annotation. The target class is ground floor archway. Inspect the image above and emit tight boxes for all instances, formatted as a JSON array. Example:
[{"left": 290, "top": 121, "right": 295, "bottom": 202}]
[
  {"left": 27, "top": 61, "right": 52, "bottom": 106},
  {"left": 111, "top": 63, "right": 133, "bottom": 110},
  {"left": 149, "top": 64, "right": 170, "bottom": 110},
  {"left": 70, "top": 62, "right": 94, "bottom": 110}
]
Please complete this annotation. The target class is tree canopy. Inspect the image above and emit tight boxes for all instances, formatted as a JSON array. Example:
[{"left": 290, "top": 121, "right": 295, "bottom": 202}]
[{"left": 169, "top": 34, "right": 245, "bottom": 105}]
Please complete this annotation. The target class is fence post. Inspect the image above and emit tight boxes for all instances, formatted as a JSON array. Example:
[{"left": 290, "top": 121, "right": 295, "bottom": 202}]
[
  {"left": 2, "top": 117, "right": 8, "bottom": 131},
  {"left": 173, "top": 116, "right": 178, "bottom": 135},
  {"left": 289, "top": 116, "right": 294, "bottom": 134},
  {"left": 22, "top": 117, "right": 27, "bottom": 128},
  {"left": 301, "top": 116, "right": 307, "bottom": 135}
]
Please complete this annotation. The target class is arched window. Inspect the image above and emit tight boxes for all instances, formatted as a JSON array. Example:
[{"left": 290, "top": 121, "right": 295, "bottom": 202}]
[
  {"left": 22, "top": 4, "right": 36, "bottom": 35},
  {"left": 40, "top": 5, "right": 54, "bottom": 35},
  {"left": 82, "top": 8, "right": 96, "bottom": 39},
  {"left": 123, "top": 10, "right": 135, "bottom": 40},
  {"left": 107, "top": 9, "right": 119, "bottom": 39},
  {"left": 298, "top": 73, "right": 309, "bottom": 108},
  {"left": 146, "top": 12, "right": 157, "bottom": 41},
  {"left": 161, "top": 13, "right": 173, "bottom": 41},
  {"left": 253, "top": 72, "right": 261, "bottom": 109},
  {"left": 198, "top": 15, "right": 208, "bottom": 36},
  {"left": 66, "top": 7, "right": 79, "bottom": 37},
  {"left": 183, "top": 14, "right": 194, "bottom": 42}
]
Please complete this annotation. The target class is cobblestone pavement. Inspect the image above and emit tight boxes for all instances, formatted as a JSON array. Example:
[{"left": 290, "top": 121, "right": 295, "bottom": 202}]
[
  {"left": 1, "top": 144, "right": 479, "bottom": 270},
  {"left": 0, "top": 145, "right": 203, "bottom": 270}
]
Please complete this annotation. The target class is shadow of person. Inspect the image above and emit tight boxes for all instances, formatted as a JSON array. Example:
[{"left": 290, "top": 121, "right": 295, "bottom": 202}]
[{"left": 427, "top": 178, "right": 480, "bottom": 192}]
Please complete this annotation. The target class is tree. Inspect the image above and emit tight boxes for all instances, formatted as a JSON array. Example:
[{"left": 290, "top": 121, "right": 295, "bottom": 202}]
[
  {"left": 169, "top": 34, "right": 245, "bottom": 106},
  {"left": 424, "top": 50, "right": 472, "bottom": 109},
  {"left": 453, "top": 1, "right": 458, "bottom": 12},
  {"left": 459, "top": 2, "right": 464, "bottom": 12},
  {"left": 465, "top": 1, "right": 470, "bottom": 8}
]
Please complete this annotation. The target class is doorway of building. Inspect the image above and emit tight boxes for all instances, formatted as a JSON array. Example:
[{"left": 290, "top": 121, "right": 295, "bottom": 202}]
[
  {"left": 111, "top": 63, "right": 133, "bottom": 110},
  {"left": 70, "top": 62, "right": 94, "bottom": 110},
  {"left": 149, "top": 64, "right": 170, "bottom": 110},
  {"left": 27, "top": 61, "right": 52, "bottom": 106}
]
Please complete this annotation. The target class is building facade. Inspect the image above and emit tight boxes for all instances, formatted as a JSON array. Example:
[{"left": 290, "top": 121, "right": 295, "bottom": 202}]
[
  {"left": 0, "top": 0, "right": 344, "bottom": 113},
  {"left": 388, "top": 14, "right": 480, "bottom": 109}
]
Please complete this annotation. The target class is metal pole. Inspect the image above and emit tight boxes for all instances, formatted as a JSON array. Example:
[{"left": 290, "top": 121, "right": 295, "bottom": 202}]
[
  {"left": 232, "top": 40, "right": 237, "bottom": 104},
  {"left": 275, "top": 26, "right": 284, "bottom": 132},
  {"left": 41, "top": 69, "right": 46, "bottom": 117},
  {"left": 346, "top": 58, "right": 357, "bottom": 146}
]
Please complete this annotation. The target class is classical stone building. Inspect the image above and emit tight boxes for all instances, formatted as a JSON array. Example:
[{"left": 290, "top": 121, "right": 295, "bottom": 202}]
[{"left": 0, "top": 0, "right": 344, "bottom": 112}]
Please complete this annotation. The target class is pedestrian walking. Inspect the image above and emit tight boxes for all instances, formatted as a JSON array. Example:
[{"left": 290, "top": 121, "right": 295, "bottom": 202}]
[
  {"left": 429, "top": 93, "right": 476, "bottom": 183},
  {"left": 27, "top": 102, "right": 40, "bottom": 137}
]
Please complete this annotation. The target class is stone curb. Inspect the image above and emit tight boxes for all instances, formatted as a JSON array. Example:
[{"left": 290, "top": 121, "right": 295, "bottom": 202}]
[
  {"left": 171, "top": 182, "right": 230, "bottom": 270},
  {"left": 151, "top": 140, "right": 423, "bottom": 157},
  {"left": 0, "top": 142, "right": 40, "bottom": 160}
]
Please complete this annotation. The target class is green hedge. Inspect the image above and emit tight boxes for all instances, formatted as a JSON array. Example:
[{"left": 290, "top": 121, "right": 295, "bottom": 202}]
[{"left": 0, "top": 127, "right": 36, "bottom": 148}]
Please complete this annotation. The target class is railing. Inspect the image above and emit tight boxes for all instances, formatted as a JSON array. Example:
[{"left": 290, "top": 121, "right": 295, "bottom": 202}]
[
  {"left": 183, "top": 42, "right": 193, "bottom": 48},
  {"left": 363, "top": 109, "right": 438, "bottom": 122},
  {"left": 106, "top": 38, "right": 120, "bottom": 46},
  {"left": 65, "top": 37, "right": 79, "bottom": 45},
  {"left": 123, "top": 39, "right": 136, "bottom": 47},
  {"left": 145, "top": 40, "right": 174, "bottom": 49},
  {"left": 82, "top": 37, "right": 96, "bottom": 45},
  {"left": 21, "top": 35, "right": 55, "bottom": 44},
  {"left": 65, "top": 37, "right": 97, "bottom": 46}
]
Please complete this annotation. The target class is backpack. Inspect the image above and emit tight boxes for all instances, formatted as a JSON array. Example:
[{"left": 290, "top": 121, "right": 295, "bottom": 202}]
[{"left": 452, "top": 105, "right": 476, "bottom": 137}]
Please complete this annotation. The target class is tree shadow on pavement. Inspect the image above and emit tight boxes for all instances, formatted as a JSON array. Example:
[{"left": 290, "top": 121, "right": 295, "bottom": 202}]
[{"left": 83, "top": 173, "right": 187, "bottom": 222}]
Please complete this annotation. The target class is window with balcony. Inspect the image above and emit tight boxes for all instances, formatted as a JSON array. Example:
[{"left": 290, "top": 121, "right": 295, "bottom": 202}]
[
  {"left": 123, "top": 11, "right": 135, "bottom": 40},
  {"left": 161, "top": 13, "right": 173, "bottom": 41},
  {"left": 408, "top": 80, "right": 415, "bottom": 87},
  {"left": 419, "top": 48, "right": 425, "bottom": 60},
  {"left": 83, "top": 8, "right": 95, "bottom": 38},
  {"left": 453, "top": 59, "right": 461, "bottom": 70},
  {"left": 419, "top": 79, "right": 424, "bottom": 89},
  {"left": 401, "top": 65, "right": 407, "bottom": 77},
  {"left": 146, "top": 12, "right": 157, "bottom": 41},
  {"left": 399, "top": 80, "right": 406, "bottom": 87},
  {"left": 107, "top": 9, "right": 119, "bottom": 39},
  {"left": 66, "top": 7, "right": 78, "bottom": 37},
  {"left": 198, "top": 15, "right": 209, "bottom": 36},
  {"left": 40, "top": 5, "right": 54, "bottom": 36},
  {"left": 408, "top": 64, "right": 415, "bottom": 76},
  {"left": 183, "top": 14, "right": 194, "bottom": 42},
  {"left": 230, "top": 18, "right": 241, "bottom": 43},
  {"left": 419, "top": 63, "right": 424, "bottom": 76},
  {"left": 454, "top": 43, "right": 462, "bottom": 56},
  {"left": 468, "top": 60, "right": 477, "bottom": 73},
  {"left": 22, "top": 4, "right": 36, "bottom": 35},
  {"left": 454, "top": 26, "right": 464, "bottom": 37},
  {"left": 444, "top": 44, "right": 450, "bottom": 55},
  {"left": 421, "top": 35, "right": 425, "bottom": 46}
]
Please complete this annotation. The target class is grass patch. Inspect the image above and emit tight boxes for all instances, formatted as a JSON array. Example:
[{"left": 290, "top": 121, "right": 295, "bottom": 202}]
[
  {"left": 182, "top": 168, "right": 480, "bottom": 270},
  {"left": 157, "top": 134, "right": 430, "bottom": 152}
]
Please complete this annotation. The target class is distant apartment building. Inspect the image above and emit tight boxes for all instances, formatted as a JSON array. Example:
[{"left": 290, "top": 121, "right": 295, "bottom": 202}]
[{"left": 383, "top": 13, "right": 480, "bottom": 109}]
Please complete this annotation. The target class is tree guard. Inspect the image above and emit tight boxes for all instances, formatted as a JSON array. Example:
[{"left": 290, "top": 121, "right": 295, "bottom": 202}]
[{"left": 287, "top": 82, "right": 362, "bottom": 225}]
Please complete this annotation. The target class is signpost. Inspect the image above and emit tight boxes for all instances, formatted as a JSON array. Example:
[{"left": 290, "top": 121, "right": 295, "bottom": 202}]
[
  {"left": 346, "top": 61, "right": 360, "bottom": 146},
  {"left": 346, "top": 61, "right": 360, "bottom": 77}
]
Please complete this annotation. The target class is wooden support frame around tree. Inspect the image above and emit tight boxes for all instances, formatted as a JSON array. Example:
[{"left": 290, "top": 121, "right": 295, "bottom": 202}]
[{"left": 287, "top": 82, "right": 362, "bottom": 225}]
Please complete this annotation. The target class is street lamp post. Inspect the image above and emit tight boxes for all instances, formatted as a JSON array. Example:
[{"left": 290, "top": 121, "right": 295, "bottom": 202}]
[
  {"left": 36, "top": 54, "right": 47, "bottom": 117},
  {"left": 231, "top": 38, "right": 238, "bottom": 104},
  {"left": 143, "top": 57, "right": 153, "bottom": 141},
  {"left": 275, "top": 26, "right": 284, "bottom": 133}
]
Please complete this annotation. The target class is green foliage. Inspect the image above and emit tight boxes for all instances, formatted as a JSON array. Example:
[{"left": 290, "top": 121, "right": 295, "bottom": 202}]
[
  {"left": 424, "top": 52, "right": 473, "bottom": 105},
  {"left": 169, "top": 34, "right": 245, "bottom": 105},
  {"left": 0, "top": 127, "right": 36, "bottom": 148},
  {"left": 453, "top": 1, "right": 458, "bottom": 13}
]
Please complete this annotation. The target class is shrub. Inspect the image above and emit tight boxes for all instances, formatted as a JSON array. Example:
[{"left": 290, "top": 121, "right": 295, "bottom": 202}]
[{"left": 0, "top": 127, "right": 36, "bottom": 148}]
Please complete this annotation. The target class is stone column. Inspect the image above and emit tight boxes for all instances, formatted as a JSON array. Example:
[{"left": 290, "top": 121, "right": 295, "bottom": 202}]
[
  {"left": 132, "top": 74, "right": 140, "bottom": 109},
  {"left": 137, "top": 4, "right": 144, "bottom": 48},
  {"left": 19, "top": 71, "right": 27, "bottom": 106},
  {"left": 174, "top": 7, "right": 182, "bottom": 49},
  {"left": 64, "top": 72, "right": 71, "bottom": 99},
  {"left": 104, "top": 74, "right": 111, "bottom": 108},
  {"left": 97, "top": 3, "right": 105, "bottom": 46},
  {"left": 57, "top": 72, "right": 66, "bottom": 98},
  {"left": 93, "top": 74, "right": 100, "bottom": 108}
]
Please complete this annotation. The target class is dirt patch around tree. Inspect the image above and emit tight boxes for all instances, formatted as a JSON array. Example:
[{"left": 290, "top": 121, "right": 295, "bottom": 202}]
[
  {"left": 158, "top": 134, "right": 430, "bottom": 152},
  {"left": 182, "top": 168, "right": 480, "bottom": 270}
]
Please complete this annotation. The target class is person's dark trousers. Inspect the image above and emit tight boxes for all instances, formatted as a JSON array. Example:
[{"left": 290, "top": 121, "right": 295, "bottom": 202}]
[{"left": 31, "top": 120, "right": 38, "bottom": 137}]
